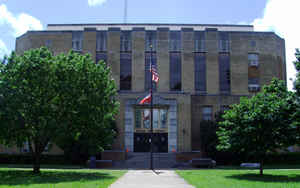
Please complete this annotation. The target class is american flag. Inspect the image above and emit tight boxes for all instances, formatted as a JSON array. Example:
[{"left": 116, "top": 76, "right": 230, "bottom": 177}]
[{"left": 150, "top": 62, "right": 159, "bottom": 83}]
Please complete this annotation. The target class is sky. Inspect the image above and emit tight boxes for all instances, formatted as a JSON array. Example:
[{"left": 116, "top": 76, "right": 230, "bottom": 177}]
[{"left": 0, "top": 0, "right": 299, "bottom": 89}]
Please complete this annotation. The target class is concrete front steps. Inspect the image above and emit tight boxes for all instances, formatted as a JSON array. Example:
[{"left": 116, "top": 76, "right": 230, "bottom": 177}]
[{"left": 113, "top": 152, "right": 183, "bottom": 169}]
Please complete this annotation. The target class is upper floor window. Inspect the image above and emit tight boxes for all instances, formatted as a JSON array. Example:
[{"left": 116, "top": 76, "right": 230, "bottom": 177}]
[
  {"left": 120, "top": 53, "right": 132, "bottom": 90},
  {"left": 170, "top": 52, "right": 181, "bottom": 91},
  {"left": 96, "top": 53, "right": 107, "bottom": 64},
  {"left": 145, "top": 31, "right": 157, "bottom": 51},
  {"left": 248, "top": 53, "right": 259, "bottom": 67},
  {"left": 72, "top": 31, "right": 83, "bottom": 51},
  {"left": 96, "top": 31, "right": 107, "bottom": 52},
  {"left": 219, "top": 53, "right": 231, "bottom": 93},
  {"left": 194, "top": 53, "right": 206, "bottom": 92},
  {"left": 219, "top": 32, "right": 229, "bottom": 52},
  {"left": 194, "top": 31, "right": 205, "bottom": 52},
  {"left": 120, "top": 31, "right": 132, "bottom": 52},
  {"left": 169, "top": 31, "right": 181, "bottom": 51},
  {"left": 202, "top": 106, "right": 212, "bottom": 121}
]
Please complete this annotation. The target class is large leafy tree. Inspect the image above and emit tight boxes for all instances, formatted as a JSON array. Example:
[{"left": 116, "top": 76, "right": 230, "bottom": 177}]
[
  {"left": 293, "top": 49, "right": 300, "bottom": 142},
  {"left": 0, "top": 47, "right": 119, "bottom": 173},
  {"left": 217, "top": 78, "right": 297, "bottom": 175}
]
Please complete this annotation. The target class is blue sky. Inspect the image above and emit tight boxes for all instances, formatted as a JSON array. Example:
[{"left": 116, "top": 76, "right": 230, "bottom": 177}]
[{"left": 0, "top": 0, "right": 299, "bottom": 89}]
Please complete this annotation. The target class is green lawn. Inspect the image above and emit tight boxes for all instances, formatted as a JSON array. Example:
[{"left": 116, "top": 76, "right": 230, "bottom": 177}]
[
  {"left": 177, "top": 169, "right": 300, "bottom": 188},
  {"left": 0, "top": 167, "right": 126, "bottom": 188}
]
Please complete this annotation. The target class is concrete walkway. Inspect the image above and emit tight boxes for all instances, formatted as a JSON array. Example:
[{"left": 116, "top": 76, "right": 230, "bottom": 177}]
[{"left": 109, "top": 170, "right": 195, "bottom": 188}]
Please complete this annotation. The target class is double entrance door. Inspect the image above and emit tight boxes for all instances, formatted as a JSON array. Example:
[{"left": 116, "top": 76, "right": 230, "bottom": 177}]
[{"left": 134, "top": 133, "right": 168, "bottom": 153}]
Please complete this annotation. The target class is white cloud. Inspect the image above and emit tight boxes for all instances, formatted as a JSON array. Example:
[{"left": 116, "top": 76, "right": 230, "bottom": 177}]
[
  {"left": 88, "top": 0, "right": 107, "bottom": 6},
  {"left": 0, "top": 39, "right": 8, "bottom": 58},
  {"left": 251, "top": 0, "right": 300, "bottom": 90},
  {"left": 0, "top": 4, "right": 43, "bottom": 37}
]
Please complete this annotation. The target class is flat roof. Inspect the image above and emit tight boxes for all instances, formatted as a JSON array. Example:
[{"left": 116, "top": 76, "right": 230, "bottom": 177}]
[{"left": 47, "top": 23, "right": 254, "bottom": 32}]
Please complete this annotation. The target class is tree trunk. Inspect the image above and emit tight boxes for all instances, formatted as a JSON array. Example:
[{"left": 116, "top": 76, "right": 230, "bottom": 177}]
[
  {"left": 33, "top": 153, "right": 41, "bottom": 174},
  {"left": 260, "top": 160, "right": 263, "bottom": 176}
]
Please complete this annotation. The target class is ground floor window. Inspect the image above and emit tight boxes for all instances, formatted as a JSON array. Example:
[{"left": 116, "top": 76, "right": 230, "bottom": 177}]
[{"left": 135, "top": 108, "right": 168, "bottom": 130}]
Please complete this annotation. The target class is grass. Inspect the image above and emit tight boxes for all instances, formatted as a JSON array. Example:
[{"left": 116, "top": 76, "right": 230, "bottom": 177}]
[
  {"left": 0, "top": 166, "right": 126, "bottom": 188},
  {"left": 177, "top": 169, "right": 300, "bottom": 188}
]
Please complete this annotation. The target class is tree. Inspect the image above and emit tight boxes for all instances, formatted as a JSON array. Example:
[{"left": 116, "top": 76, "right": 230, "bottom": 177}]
[
  {"left": 293, "top": 49, "right": 300, "bottom": 143},
  {"left": 217, "top": 78, "right": 297, "bottom": 175},
  {"left": 0, "top": 47, "right": 119, "bottom": 173}
]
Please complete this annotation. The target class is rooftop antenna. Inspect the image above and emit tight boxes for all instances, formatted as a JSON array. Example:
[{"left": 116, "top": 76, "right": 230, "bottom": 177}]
[{"left": 124, "top": 0, "right": 128, "bottom": 23}]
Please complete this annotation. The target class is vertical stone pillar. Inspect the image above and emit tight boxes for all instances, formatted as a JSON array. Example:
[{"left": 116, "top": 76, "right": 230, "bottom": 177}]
[
  {"left": 132, "top": 27, "right": 145, "bottom": 92},
  {"left": 157, "top": 28, "right": 170, "bottom": 92},
  {"left": 83, "top": 28, "right": 97, "bottom": 62},
  {"left": 107, "top": 28, "right": 121, "bottom": 90},
  {"left": 182, "top": 28, "right": 195, "bottom": 93},
  {"left": 168, "top": 99, "right": 177, "bottom": 152},
  {"left": 124, "top": 99, "right": 135, "bottom": 152},
  {"left": 205, "top": 28, "right": 219, "bottom": 94}
]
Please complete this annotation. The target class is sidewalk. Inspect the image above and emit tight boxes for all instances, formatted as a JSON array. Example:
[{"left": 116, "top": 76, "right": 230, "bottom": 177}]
[{"left": 109, "top": 170, "right": 195, "bottom": 188}]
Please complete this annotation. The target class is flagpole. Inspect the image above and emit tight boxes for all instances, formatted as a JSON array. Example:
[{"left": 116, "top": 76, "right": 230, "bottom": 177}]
[{"left": 150, "top": 45, "right": 153, "bottom": 170}]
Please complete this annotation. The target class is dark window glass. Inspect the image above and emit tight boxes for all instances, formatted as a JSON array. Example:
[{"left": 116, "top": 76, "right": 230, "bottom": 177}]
[
  {"left": 248, "top": 78, "right": 259, "bottom": 85},
  {"left": 194, "top": 31, "right": 205, "bottom": 52},
  {"left": 96, "top": 31, "right": 107, "bottom": 51},
  {"left": 135, "top": 108, "right": 141, "bottom": 128},
  {"left": 120, "top": 53, "right": 132, "bottom": 90},
  {"left": 169, "top": 31, "right": 181, "bottom": 51},
  {"left": 219, "top": 32, "right": 229, "bottom": 52},
  {"left": 170, "top": 52, "right": 181, "bottom": 91},
  {"left": 145, "top": 52, "right": 157, "bottom": 91},
  {"left": 72, "top": 31, "right": 83, "bottom": 51},
  {"left": 202, "top": 106, "right": 212, "bottom": 121},
  {"left": 194, "top": 53, "right": 206, "bottom": 92},
  {"left": 145, "top": 31, "right": 157, "bottom": 51},
  {"left": 96, "top": 53, "right": 107, "bottom": 64},
  {"left": 120, "top": 31, "right": 132, "bottom": 52},
  {"left": 219, "top": 53, "right": 230, "bottom": 93}
]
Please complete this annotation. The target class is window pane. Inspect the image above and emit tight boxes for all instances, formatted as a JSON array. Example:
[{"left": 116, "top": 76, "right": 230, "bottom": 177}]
[
  {"left": 219, "top": 32, "right": 229, "bottom": 52},
  {"left": 145, "top": 31, "right": 157, "bottom": 51},
  {"left": 202, "top": 107, "right": 212, "bottom": 121},
  {"left": 135, "top": 109, "right": 141, "bottom": 128},
  {"left": 153, "top": 109, "right": 159, "bottom": 128},
  {"left": 120, "top": 53, "right": 132, "bottom": 90},
  {"left": 194, "top": 31, "right": 205, "bottom": 52},
  {"left": 96, "top": 31, "right": 107, "bottom": 51},
  {"left": 169, "top": 31, "right": 181, "bottom": 51},
  {"left": 72, "top": 31, "right": 83, "bottom": 51},
  {"left": 160, "top": 109, "right": 167, "bottom": 128},
  {"left": 194, "top": 53, "right": 206, "bottom": 92},
  {"left": 121, "top": 31, "right": 132, "bottom": 52},
  {"left": 143, "top": 109, "right": 150, "bottom": 129},
  {"left": 219, "top": 53, "right": 230, "bottom": 93},
  {"left": 170, "top": 52, "right": 181, "bottom": 91}
]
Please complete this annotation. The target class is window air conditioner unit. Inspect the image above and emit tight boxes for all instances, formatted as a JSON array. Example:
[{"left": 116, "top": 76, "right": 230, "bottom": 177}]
[
  {"left": 249, "top": 60, "right": 259, "bottom": 67},
  {"left": 248, "top": 84, "right": 260, "bottom": 92}
]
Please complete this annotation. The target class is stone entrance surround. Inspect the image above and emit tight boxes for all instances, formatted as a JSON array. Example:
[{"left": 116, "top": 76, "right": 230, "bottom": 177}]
[{"left": 124, "top": 95, "right": 177, "bottom": 153}]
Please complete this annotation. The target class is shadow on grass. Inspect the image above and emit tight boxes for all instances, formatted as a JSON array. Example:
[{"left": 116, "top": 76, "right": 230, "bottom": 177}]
[
  {"left": 0, "top": 170, "right": 115, "bottom": 186},
  {"left": 226, "top": 173, "right": 300, "bottom": 183}
]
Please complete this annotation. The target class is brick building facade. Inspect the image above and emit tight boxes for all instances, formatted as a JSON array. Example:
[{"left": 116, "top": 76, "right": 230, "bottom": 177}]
[{"left": 10, "top": 23, "right": 286, "bottom": 154}]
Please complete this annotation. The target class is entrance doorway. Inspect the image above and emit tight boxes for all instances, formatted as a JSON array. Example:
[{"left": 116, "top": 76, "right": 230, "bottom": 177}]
[{"left": 134, "top": 133, "right": 168, "bottom": 152}]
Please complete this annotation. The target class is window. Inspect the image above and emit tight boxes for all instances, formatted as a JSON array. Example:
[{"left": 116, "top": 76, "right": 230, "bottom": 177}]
[
  {"left": 194, "top": 53, "right": 206, "bottom": 92},
  {"left": 219, "top": 32, "right": 229, "bottom": 52},
  {"left": 219, "top": 53, "right": 230, "bottom": 93},
  {"left": 145, "top": 52, "right": 157, "bottom": 91},
  {"left": 145, "top": 31, "right": 157, "bottom": 51},
  {"left": 45, "top": 40, "right": 52, "bottom": 48},
  {"left": 170, "top": 52, "right": 181, "bottom": 91},
  {"left": 72, "top": 31, "right": 83, "bottom": 51},
  {"left": 169, "top": 31, "right": 181, "bottom": 51},
  {"left": 96, "top": 31, "right": 107, "bottom": 52},
  {"left": 96, "top": 53, "right": 107, "bottom": 64},
  {"left": 135, "top": 108, "right": 168, "bottom": 129},
  {"left": 120, "top": 53, "right": 132, "bottom": 90},
  {"left": 194, "top": 31, "right": 205, "bottom": 52},
  {"left": 202, "top": 107, "right": 212, "bottom": 121},
  {"left": 120, "top": 31, "right": 132, "bottom": 52},
  {"left": 248, "top": 53, "right": 259, "bottom": 67},
  {"left": 21, "top": 141, "right": 29, "bottom": 153},
  {"left": 44, "top": 142, "right": 50, "bottom": 152},
  {"left": 248, "top": 78, "right": 259, "bottom": 85}
]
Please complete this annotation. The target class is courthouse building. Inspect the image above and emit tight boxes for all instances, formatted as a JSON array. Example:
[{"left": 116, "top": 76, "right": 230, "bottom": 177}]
[{"left": 7, "top": 23, "right": 286, "bottom": 154}]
